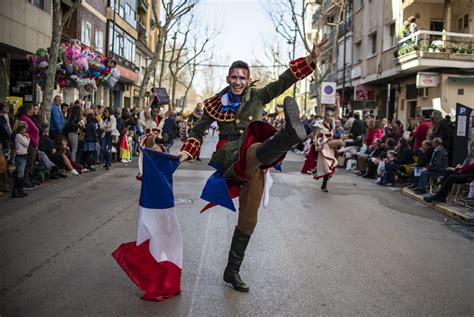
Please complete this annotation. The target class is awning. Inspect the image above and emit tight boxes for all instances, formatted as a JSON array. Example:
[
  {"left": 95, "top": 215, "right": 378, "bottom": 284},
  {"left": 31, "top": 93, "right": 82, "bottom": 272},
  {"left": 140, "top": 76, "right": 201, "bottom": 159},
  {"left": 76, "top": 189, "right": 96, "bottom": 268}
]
[
  {"left": 117, "top": 64, "right": 139, "bottom": 83},
  {"left": 447, "top": 76, "right": 474, "bottom": 84}
]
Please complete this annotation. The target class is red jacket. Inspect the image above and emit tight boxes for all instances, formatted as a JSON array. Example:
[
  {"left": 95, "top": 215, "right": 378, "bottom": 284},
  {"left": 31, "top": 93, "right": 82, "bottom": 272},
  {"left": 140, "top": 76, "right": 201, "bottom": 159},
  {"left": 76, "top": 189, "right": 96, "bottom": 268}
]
[
  {"left": 460, "top": 163, "right": 474, "bottom": 174},
  {"left": 412, "top": 120, "right": 432, "bottom": 150},
  {"left": 365, "top": 128, "right": 383, "bottom": 147}
]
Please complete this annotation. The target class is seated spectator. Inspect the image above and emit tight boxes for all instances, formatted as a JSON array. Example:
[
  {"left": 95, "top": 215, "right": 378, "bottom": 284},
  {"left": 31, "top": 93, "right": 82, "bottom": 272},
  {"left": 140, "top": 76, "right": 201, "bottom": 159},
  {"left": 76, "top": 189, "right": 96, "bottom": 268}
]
[
  {"left": 414, "top": 137, "right": 448, "bottom": 194},
  {"left": 0, "top": 103, "right": 13, "bottom": 194},
  {"left": 357, "top": 139, "right": 384, "bottom": 178},
  {"left": 424, "top": 151, "right": 474, "bottom": 203},
  {"left": 51, "top": 136, "right": 86, "bottom": 175},
  {"left": 381, "top": 139, "right": 414, "bottom": 186},
  {"left": 365, "top": 120, "right": 384, "bottom": 147},
  {"left": 365, "top": 138, "right": 397, "bottom": 178},
  {"left": 407, "top": 140, "right": 433, "bottom": 189},
  {"left": 350, "top": 112, "right": 365, "bottom": 139},
  {"left": 38, "top": 123, "right": 66, "bottom": 179},
  {"left": 334, "top": 119, "right": 345, "bottom": 139}
]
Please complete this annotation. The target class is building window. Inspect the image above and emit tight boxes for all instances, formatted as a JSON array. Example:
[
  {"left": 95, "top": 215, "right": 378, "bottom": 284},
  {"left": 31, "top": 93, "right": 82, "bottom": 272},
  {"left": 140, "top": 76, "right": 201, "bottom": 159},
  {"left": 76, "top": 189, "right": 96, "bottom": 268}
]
[
  {"left": 368, "top": 32, "right": 377, "bottom": 56},
  {"left": 29, "top": 0, "right": 51, "bottom": 12},
  {"left": 383, "top": 23, "right": 396, "bottom": 50},
  {"left": 354, "top": 0, "right": 363, "bottom": 12},
  {"left": 82, "top": 21, "right": 92, "bottom": 47},
  {"left": 458, "top": 89, "right": 464, "bottom": 95},
  {"left": 95, "top": 30, "right": 104, "bottom": 53},
  {"left": 458, "top": 14, "right": 470, "bottom": 32},
  {"left": 354, "top": 41, "right": 362, "bottom": 63},
  {"left": 108, "top": 23, "right": 136, "bottom": 64}
]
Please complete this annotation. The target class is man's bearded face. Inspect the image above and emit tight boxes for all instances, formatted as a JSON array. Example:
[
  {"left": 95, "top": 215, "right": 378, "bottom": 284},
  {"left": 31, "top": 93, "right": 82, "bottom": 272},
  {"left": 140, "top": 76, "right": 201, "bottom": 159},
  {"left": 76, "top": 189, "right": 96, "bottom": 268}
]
[{"left": 226, "top": 68, "right": 249, "bottom": 96}]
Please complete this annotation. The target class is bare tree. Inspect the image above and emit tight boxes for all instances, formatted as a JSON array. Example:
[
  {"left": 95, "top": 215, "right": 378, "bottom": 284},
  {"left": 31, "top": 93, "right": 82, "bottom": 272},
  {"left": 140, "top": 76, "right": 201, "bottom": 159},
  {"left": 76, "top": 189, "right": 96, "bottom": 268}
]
[
  {"left": 42, "top": 0, "right": 81, "bottom": 124},
  {"left": 136, "top": 0, "right": 199, "bottom": 109},
  {"left": 167, "top": 20, "right": 214, "bottom": 110},
  {"left": 263, "top": 0, "right": 345, "bottom": 106}
]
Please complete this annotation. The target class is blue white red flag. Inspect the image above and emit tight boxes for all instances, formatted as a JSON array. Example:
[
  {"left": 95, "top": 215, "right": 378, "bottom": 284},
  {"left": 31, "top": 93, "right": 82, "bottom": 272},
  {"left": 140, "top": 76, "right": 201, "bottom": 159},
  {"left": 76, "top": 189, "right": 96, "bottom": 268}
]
[{"left": 112, "top": 148, "right": 182, "bottom": 301}]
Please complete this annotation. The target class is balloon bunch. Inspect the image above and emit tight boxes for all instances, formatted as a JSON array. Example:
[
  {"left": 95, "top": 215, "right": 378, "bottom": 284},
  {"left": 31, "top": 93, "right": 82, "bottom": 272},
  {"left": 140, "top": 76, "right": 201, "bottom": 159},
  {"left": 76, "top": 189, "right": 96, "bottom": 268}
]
[{"left": 29, "top": 42, "right": 121, "bottom": 95}]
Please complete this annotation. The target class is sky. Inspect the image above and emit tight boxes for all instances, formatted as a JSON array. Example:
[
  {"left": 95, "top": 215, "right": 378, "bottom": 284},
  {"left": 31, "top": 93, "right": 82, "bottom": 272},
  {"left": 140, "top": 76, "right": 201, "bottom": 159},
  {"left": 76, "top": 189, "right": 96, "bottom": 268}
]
[
  {"left": 196, "top": 0, "right": 278, "bottom": 65},
  {"left": 191, "top": 0, "right": 287, "bottom": 95}
]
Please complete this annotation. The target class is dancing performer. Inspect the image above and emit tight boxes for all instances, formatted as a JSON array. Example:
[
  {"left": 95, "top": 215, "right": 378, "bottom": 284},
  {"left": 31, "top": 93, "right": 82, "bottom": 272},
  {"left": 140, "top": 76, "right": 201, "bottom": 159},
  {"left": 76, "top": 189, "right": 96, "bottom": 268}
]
[
  {"left": 179, "top": 35, "right": 329, "bottom": 292},
  {"left": 186, "top": 103, "right": 204, "bottom": 160},
  {"left": 312, "top": 94, "right": 344, "bottom": 192}
]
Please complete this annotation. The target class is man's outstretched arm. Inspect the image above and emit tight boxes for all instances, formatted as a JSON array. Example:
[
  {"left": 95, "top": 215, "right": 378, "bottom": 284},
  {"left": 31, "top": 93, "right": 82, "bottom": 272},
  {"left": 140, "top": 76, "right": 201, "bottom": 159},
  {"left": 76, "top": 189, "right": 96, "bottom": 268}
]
[
  {"left": 255, "top": 34, "right": 329, "bottom": 104},
  {"left": 179, "top": 110, "right": 214, "bottom": 161}
]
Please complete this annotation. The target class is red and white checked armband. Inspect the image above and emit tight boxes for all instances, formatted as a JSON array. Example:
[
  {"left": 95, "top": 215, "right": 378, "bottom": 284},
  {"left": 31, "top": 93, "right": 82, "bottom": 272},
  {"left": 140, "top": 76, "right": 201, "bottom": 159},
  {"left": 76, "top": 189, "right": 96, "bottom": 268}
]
[
  {"left": 180, "top": 138, "right": 201, "bottom": 160},
  {"left": 289, "top": 56, "right": 316, "bottom": 80}
]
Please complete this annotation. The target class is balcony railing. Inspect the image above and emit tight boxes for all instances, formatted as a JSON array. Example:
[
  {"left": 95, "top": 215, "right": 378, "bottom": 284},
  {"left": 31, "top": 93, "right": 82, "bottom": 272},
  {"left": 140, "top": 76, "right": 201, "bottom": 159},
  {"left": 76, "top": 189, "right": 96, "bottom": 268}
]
[
  {"left": 137, "top": 21, "right": 147, "bottom": 44},
  {"left": 395, "top": 30, "right": 474, "bottom": 64}
]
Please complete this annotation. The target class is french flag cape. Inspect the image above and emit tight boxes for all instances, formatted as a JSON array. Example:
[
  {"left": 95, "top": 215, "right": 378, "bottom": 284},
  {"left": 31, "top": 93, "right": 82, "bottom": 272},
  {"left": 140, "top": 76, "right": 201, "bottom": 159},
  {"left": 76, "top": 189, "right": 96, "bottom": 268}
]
[{"left": 112, "top": 148, "right": 182, "bottom": 301}]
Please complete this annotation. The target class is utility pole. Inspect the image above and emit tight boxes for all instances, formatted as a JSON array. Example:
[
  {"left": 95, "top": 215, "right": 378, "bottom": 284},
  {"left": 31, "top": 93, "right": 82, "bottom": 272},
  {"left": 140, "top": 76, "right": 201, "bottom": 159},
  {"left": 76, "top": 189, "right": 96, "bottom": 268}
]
[
  {"left": 109, "top": 0, "right": 117, "bottom": 109},
  {"left": 291, "top": 26, "right": 297, "bottom": 98},
  {"left": 341, "top": 1, "right": 348, "bottom": 115}
]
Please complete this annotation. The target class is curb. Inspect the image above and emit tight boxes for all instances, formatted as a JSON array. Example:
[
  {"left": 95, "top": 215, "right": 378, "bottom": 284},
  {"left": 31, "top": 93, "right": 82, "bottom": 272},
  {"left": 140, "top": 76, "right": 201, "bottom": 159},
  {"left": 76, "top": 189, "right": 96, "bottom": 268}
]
[{"left": 402, "top": 188, "right": 474, "bottom": 224}]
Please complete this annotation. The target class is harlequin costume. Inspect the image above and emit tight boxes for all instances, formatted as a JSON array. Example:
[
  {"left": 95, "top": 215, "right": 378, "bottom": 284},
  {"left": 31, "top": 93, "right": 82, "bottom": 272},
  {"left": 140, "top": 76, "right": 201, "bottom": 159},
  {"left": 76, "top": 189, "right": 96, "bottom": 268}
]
[{"left": 180, "top": 56, "right": 315, "bottom": 292}]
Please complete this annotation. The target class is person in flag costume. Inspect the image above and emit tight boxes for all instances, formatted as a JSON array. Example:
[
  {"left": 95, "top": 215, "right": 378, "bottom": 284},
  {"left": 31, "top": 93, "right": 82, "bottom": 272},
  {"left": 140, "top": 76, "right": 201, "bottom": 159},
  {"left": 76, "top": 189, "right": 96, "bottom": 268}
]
[{"left": 179, "top": 35, "right": 329, "bottom": 292}]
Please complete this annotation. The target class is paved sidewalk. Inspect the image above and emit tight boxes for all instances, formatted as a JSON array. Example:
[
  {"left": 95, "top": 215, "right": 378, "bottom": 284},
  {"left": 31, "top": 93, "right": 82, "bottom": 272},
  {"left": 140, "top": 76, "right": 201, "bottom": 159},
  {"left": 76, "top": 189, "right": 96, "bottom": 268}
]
[{"left": 402, "top": 187, "right": 474, "bottom": 224}]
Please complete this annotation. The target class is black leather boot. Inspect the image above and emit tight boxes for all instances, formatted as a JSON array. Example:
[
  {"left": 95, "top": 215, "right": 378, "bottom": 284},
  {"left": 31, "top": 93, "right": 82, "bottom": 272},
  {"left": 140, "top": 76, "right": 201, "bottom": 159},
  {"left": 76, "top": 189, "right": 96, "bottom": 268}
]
[
  {"left": 256, "top": 96, "right": 307, "bottom": 165},
  {"left": 321, "top": 178, "right": 328, "bottom": 192},
  {"left": 11, "top": 178, "right": 25, "bottom": 198},
  {"left": 18, "top": 178, "right": 28, "bottom": 197},
  {"left": 223, "top": 227, "right": 251, "bottom": 292}
]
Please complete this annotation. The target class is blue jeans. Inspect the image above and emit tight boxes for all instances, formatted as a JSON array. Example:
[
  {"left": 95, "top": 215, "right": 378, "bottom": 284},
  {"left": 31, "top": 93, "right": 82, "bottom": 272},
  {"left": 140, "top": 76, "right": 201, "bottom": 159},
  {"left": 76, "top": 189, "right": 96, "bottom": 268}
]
[
  {"left": 416, "top": 170, "right": 437, "bottom": 192},
  {"left": 15, "top": 155, "right": 27, "bottom": 178},
  {"left": 101, "top": 134, "right": 113, "bottom": 167},
  {"left": 384, "top": 162, "right": 401, "bottom": 184}
]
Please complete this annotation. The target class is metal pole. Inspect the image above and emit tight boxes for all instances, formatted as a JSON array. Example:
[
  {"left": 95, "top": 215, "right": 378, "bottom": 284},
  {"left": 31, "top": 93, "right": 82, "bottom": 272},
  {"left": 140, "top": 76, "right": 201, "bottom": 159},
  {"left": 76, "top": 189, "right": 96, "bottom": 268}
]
[
  {"left": 292, "top": 27, "right": 296, "bottom": 98},
  {"left": 341, "top": 2, "right": 347, "bottom": 115},
  {"left": 109, "top": 0, "right": 117, "bottom": 109}
]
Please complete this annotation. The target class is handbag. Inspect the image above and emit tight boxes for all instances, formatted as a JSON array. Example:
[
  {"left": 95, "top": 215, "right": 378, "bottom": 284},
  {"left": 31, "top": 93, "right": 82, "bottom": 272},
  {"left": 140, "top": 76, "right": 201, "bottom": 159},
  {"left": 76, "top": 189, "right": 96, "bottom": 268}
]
[{"left": 337, "top": 154, "right": 346, "bottom": 168}]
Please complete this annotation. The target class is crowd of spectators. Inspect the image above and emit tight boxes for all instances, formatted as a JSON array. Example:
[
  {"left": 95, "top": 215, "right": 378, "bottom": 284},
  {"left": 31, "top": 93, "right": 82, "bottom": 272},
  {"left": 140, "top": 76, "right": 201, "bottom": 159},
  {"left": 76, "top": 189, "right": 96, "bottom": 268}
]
[
  {"left": 290, "top": 108, "right": 473, "bottom": 204},
  {"left": 0, "top": 96, "right": 183, "bottom": 199}
]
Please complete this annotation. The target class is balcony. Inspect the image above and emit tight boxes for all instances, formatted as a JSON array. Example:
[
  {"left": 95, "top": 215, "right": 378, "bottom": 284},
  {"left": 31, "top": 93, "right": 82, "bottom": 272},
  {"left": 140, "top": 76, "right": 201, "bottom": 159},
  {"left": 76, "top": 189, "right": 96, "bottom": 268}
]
[
  {"left": 137, "top": 21, "right": 147, "bottom": 44},
  {"left": 402, "top": 0, "right": 444, "bottom": 10},
  {"left": 395, "top": 30, "right": 474, "bottom": 73}
]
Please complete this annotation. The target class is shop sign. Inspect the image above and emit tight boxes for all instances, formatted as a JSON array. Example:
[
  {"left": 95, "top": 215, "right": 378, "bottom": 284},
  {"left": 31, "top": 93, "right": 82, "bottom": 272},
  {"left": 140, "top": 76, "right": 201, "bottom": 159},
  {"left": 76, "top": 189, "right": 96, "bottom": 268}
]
[
  {"left": 416, "top": 72, "right": 439, "bottom": 88},
  {"left": 354, "top": 85, "right": 375, "bottom": 101}
]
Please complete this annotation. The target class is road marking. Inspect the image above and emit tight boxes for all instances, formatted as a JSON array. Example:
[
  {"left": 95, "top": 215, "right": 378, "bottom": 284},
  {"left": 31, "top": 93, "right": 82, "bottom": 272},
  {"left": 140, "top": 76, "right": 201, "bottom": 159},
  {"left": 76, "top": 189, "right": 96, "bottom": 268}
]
[{"left": 187, "top": 210, "right": 213, "bottom": 316}]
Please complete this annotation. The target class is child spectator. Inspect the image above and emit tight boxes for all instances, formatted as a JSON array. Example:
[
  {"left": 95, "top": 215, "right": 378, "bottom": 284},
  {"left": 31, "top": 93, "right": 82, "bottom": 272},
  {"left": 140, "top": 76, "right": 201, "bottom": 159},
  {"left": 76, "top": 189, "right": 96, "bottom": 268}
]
[
  {"left": 12, "top": 121, "right": 29, "bottom": 198},
  {"left": 83, "top": 113, "right": 98, "bottom": 171},
  {"left": 119, "top": 127, "right": 131, "bottom": 163}
]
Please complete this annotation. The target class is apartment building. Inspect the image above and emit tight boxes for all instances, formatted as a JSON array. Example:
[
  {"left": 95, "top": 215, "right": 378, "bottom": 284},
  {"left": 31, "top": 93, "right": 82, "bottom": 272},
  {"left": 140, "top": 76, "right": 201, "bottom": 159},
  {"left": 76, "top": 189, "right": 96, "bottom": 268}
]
[
  {"left": 62, "top": 0, "right": 109, "bottom": 105},
  {"left": 351, "top": 0, "right": 474, "bottom": 125},
  {"left": 308, "top": 0, "right": 474, "bottom": 126},
  {"left": 0, "top": 0, "right": 53, "bottom": 102},
  {"left": 134, "top": 0, "right": 158, "bottom": 108}
]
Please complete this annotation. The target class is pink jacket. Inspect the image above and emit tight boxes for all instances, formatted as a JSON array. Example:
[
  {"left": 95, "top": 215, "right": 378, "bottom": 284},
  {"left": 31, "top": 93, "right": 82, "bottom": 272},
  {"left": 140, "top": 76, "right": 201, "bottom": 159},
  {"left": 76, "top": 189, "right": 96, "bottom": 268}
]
[{"left": 19, "top": 114, "right": 39, "bottom": 148}]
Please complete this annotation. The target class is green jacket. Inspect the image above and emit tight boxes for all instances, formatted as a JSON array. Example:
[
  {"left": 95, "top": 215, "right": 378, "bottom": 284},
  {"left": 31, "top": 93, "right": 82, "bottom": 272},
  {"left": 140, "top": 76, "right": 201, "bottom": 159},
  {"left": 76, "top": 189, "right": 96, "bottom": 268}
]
[{"left": 181, "top": 56, "right": 315, "bottom": 161}]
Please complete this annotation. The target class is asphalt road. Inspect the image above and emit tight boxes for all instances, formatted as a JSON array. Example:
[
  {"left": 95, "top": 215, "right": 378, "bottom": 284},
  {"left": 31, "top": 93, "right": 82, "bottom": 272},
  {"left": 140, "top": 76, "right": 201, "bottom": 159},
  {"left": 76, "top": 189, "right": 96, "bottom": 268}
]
[{"left": 1, "top": 133, "right": 473, "bottom": 316}]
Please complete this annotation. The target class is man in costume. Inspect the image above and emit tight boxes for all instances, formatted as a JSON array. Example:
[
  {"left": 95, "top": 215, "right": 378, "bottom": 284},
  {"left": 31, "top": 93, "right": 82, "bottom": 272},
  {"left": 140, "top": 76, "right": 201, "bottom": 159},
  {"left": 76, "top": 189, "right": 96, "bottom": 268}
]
[
  {"left": 178, "top": 35, "right": 328, "bottom": 292},
  {"left": 187, "top": 103, "right": 204, "bottom": 160}
]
